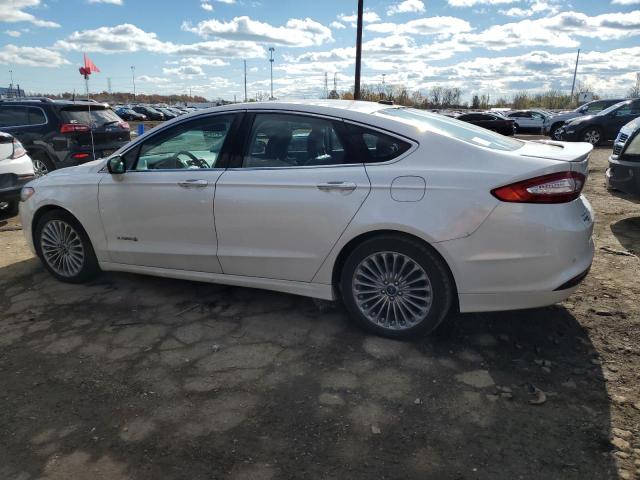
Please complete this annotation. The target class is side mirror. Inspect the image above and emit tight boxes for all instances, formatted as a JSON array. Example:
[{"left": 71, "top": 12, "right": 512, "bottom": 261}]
[{"left": 107, "top": 155, "right": 126, "bottom": 174}]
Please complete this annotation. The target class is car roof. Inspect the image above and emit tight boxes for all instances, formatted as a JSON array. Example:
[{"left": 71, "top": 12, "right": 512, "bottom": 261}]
[
  {"left": 0, "top": 99, "right": 107, "bottom": 108},
  {"left": 199, "top": 99, "right": 392, "bottom": 118}
]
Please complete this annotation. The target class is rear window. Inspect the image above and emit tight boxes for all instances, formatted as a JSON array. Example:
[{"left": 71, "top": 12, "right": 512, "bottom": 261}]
[
  {"left": 378, "top": 107, "right": 524, "bottom": 152},
  {"left": 345, "top": 124, "right": 411, "bottom": 163},
  {"left": 61, "top": 107, "right": 121, "bottom": 127}
]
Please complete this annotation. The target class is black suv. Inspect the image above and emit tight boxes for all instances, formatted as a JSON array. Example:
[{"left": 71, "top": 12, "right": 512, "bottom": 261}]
[{"left": 0, "top": 98, "right": 131, "bottom": 175}]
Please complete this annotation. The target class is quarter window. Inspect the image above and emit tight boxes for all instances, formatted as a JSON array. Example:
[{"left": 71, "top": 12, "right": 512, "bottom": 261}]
[
  {"left": 345, "top": 124, "right": 411, "bottom": 163},
  {"left": 243, "top": 114, "right": 346, "bottom": 168},
  {"left": 133, "top": 114, "right": 235, "bottom": 170}
]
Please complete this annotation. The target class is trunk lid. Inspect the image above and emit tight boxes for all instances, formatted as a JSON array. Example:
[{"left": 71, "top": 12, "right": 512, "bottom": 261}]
[{"left": 518, "top": 139, "right": 592, "bottom": 176}]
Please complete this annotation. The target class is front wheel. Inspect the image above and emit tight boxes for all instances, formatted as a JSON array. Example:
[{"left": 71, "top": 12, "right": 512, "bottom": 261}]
[
  {"left": 34, "top": 210, "right": 100, "bottom": 283},
  {"left": 340, "top": 235, "right": 453, "bottom": 338},
  {"left": 550, "top": 123, "right": 564, "bottom": 140},
  {"left": 582, "top": 128, "right": 602, "bottom": 146}
]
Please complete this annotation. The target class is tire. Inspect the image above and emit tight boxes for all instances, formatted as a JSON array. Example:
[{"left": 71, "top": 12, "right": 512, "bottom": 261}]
[
  {"left": 34, "top": 210, "right": 100, "bottom": 283},
  {"left": 550, "top": 123, "right": 564, "bottom": 140},
  {"left": 340, "top": 235, "right": 453, "bottom": 339},
  {"left": 1, "top": 200, "right": 19, "bottom": 218},
  {"left": 581, "top": 128, "right": 602, "bottom": 146},
  {"left": 31, "top": 152, "right": 55, "bottom": 177}
]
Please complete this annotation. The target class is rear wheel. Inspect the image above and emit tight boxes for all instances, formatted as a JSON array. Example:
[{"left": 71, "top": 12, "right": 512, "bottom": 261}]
[
  {"left": 582, "top": 128, "right": 602, "bottom": 146},
  {"left": 34, "top": 210, "right": 100, "bottom": 283},
  {"left": 340, "top": 235, "right": 453, "bottom": 338},
  {"left": 550, "top": 123, "right": 564, "bottom": 140},
  {"left": 32, "top": 152, "right": 55, "bottom": 177}
]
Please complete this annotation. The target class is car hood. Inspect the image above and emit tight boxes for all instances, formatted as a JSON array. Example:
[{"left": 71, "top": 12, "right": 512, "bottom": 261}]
[
  {"left": 547, "top": 111, "right": 580, "bottom": 122},
  {"left": 519, "top": 139, "right": 593, "bottom": 163},
  {"left": 45, "top": 158, "right": 108, "bottom": 178}
]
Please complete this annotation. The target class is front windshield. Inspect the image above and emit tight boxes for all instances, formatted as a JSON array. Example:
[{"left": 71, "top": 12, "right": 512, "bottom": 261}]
[
  {"left": 378, "top": 107, "right": 524, "bottom": 151},
  {"left": 598, "top": 101, "right": 629, "bottom": 116}
]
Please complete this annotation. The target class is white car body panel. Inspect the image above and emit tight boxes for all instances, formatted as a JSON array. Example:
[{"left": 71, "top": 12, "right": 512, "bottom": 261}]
[{"left": 20, "top": 100, "right": 595, "bottom": 311}]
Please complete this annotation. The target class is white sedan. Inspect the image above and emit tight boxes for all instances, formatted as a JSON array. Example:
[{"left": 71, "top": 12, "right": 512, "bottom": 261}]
[{"left": 19, "top": 100, "right": 594, "bottom": 338}]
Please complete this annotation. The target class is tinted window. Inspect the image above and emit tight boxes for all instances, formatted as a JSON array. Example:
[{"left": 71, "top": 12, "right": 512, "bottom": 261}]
[
  {"left": 243, "top": 114, "right": 346, "bottom": 168},
  {"left": 0, "top": 106, "right": 29, "bottom": 127},
  {"left": 61, "top": 107, "right": 121, "bottom": 127},
  {"left": 134, "top": 114, "right": 235, "bottom": 170},
  {"left": 28, "top": 107, "right": 46, "bottom": 124},
  {"left": 345, "top": 124, "right": 411, "bottom": 163},
  {"left": 379, "top": 107, "right": 524, "bottom": 152}
]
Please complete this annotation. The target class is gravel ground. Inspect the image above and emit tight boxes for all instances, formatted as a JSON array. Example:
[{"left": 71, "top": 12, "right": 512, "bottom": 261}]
[{"left": 0, "top": 144, "right": 638, "bottom": 480}]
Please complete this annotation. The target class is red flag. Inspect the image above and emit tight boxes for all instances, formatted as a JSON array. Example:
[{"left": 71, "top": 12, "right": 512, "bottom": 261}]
[{"left": 83, "top": 53, "right": 100, "bottom": 74}]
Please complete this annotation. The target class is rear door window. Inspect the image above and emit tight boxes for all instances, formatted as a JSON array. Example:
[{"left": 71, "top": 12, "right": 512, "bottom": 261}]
[
  {"left": 345, "top": 124, "right": 411, "bottom": 163},
  {"left": 61, "top": 107, "right": 121, "bottom": 127},
  {"left": 0, "top": 106, "right": 28, "bottom": 127}
]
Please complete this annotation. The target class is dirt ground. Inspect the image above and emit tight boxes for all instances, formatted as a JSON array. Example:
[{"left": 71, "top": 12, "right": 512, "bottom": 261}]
[{"left": 0, "top": 144, "right": 639, "bottom": 480}]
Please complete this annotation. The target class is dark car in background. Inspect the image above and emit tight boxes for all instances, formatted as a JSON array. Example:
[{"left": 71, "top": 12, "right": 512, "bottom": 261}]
[
  {"left": 155, "top": 107, "right": 179, "bottom": 120},
  {"left": 544, "top": 98, "right": 626, "bottom": 140},
  {"left": 455, "top": 112, "right": 515, "bottom": 136},
  {"left": 115, "top": 106, "right": 146, "bottom": 121},
  {"left": 559, "top": 99, "right": 640, "bottom": 145},
  {"left": 131, "top": 105, "right": 165, "bottom": 121},
  {"left": 606, "top": 117, "right": 640, "bottom": 197},
  {"left": 0, "top": 98, "right": 131, "bottom": 175}
]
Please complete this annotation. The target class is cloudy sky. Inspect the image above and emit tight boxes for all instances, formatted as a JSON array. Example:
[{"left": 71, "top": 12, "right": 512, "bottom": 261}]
[{"left": 1, "top": 0, "right": 639, "bottom": 101}]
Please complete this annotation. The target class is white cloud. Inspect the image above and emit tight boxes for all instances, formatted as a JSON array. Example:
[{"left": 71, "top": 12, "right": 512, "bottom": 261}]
[
  {"left": 88, "top": 0, "right": 123, "bottom": 4},
  {"left": 216, "top": 0, "right": 235, "bottom": 3},
  {"left": 612, "top": 0, "right": 640, "bottom": 4},
  {"left": 5, "top": 30, "right": 21, "bottom": 37},
  {"left": 0, "top": 44, "right": 69, "bottom": 67},
  {"left": 387, "top": 0, "right": 425, "bottom": 15},
  {"left": 54, "top": 23, "right": 266, "bottom": 58},
  {"left": 500, "top": 0, "right": 560, "bottom": 17},
  {"left": 182, "top": 16, "right": 333, "bottom": 47},
  {"left": 448, "top": 0, "right": 518, "bottom": 6},
  {"left": 0, "top": 0, "right": 59, "bottom": 27},
  {"left": 201, "top": 1, "right": 213, "bottom": 11},
  {"left": 337, "top": 10, "right": 381, "bottom": 25},
  {"left": 330, "top": 21, "right": 346, "bottom": 29},
  {"left": 138, "top": 75, "right": 170, "bottom": 84},
  {"left": 459, "top": 10, "right": 640, "bottom": 50},
  {"left": 168, "top": 57, "right": 229, "bottom": 67},
  {"left": 163, "top": 65, "right": 205, "bottom": 77},
  {"left": 367, "top": 16, "right": 473, "bottom": 37}
]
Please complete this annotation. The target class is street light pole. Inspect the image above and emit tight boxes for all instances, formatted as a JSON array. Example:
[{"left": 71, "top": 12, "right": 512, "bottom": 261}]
[
  {"left": 130, "top": 66, "right": 136, "bottom": 102},
  {"left": 354, "top": 0, "right": 364, "bottom": 100},
  {"left": 269, "top": 47, "right": 275, "bottom": 100}
]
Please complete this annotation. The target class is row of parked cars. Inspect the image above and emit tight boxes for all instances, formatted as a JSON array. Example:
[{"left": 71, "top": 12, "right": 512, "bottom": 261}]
[
  {"left": 114, "top": 104, "right": 196, "bottom": 122},
  {"left": 449, "top": 98, "right": 640, "bottom": 147}
]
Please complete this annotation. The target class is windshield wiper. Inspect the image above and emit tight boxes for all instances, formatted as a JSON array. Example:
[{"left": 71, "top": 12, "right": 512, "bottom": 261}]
[{"left": 101, "top": 120, "right": 120, "bottom": 127}]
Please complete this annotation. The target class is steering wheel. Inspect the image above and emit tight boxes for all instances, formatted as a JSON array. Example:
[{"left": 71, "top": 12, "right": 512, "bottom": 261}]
[{"left": 173, "top": 150, "right": 208, "bottom": 168}]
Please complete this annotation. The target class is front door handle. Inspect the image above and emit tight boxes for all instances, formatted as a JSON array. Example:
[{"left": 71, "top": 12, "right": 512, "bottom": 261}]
[
  {"left": 317, "top": 181, "right": 357, "bottom": 193},
  {"left": 178, "top": 179, "right": 208, "bottom": 188}
]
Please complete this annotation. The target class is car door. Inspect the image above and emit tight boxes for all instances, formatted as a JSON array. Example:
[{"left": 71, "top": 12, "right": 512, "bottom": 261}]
[
  {"left": 607, "top": 101, "right": 640, "bottom": 140},
  {"left": 98, "top": 112, "right": 241, "bottom": 272},
  {"left": 214, "top": 111, "right": 371, "bottom": 282},
  {"left": 530, "top": 111, "right": 546, "bottom": 129}
]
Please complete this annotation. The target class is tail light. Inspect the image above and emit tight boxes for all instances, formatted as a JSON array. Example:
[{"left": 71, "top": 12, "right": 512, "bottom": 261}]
[
  {"left": 60, "top": 123, "right": 90, "bottom": 134},
  {"left": 10, "top": 138, "right": 26, "bottom": 159},
  {"left": 71, "top": 153, "right": 90, "bottom": 160},
  {"left": 491, "top": 171, "right": 585, "bottom": 203}
]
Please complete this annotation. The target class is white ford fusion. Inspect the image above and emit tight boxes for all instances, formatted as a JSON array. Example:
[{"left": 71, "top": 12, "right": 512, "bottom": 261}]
[{"left": 19, "top": 100, "right": 594, "bottom": 337}]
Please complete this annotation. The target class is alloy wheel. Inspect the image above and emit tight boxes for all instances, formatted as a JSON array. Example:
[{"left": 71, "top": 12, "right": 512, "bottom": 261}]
[
  {"left": 352, "top": 251, "right": 433, "bottom": 331},
  {"left": 583, "top": 129, "right": 601, "bottom": 145},
  {"left": 552, "top": 126, "right": 564, "bottom": 140},
  {"left": 32, "top": 158, "right": 49, "bottom": 177},
  {"left": 40, "top": 219, "right": 85, "bottom": 277}
]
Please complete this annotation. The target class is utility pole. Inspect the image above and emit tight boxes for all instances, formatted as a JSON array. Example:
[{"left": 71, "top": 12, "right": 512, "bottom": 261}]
[
  {"left": 243, "top": 60, "right": 247, "bottom": 102},
  {"left": 333, "top": 73, "right": 337, "bottom": 92},
  {"left": 9, "top": 69, "right": 13, "bottom": 88},
  {"left": 382, "top": 73, "right": 386, "bottom": 85},
  {"left": 570, "top": 48, "right": 580, "bottom": 103},
  {"left": 324, "top": 72, "right": 328, "bottom": 99},
  {"left": 269, "top": 47, "right": 275, "bottom": 100},
  {"left": 130, "top": 66, "right": 136, "bottom": 102},
  {"left": 354, "top": 0, "right": 363, "bottom": 100},
  {"left": 107, "top": 77, "right": 112, "bottom": 95}
]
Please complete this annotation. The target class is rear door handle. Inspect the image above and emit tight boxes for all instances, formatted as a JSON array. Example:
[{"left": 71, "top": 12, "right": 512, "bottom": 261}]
[
  {"left": 316, "top": 181, "right": 357, "bottom": 193},
  {"left": 178, "top": 179, "right": 208, "bottom": 188}
]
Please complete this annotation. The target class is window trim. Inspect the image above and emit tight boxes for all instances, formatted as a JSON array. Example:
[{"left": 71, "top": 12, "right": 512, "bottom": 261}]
[{"left": 0, "top": 105, "right": 48, "bottom": 128}]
